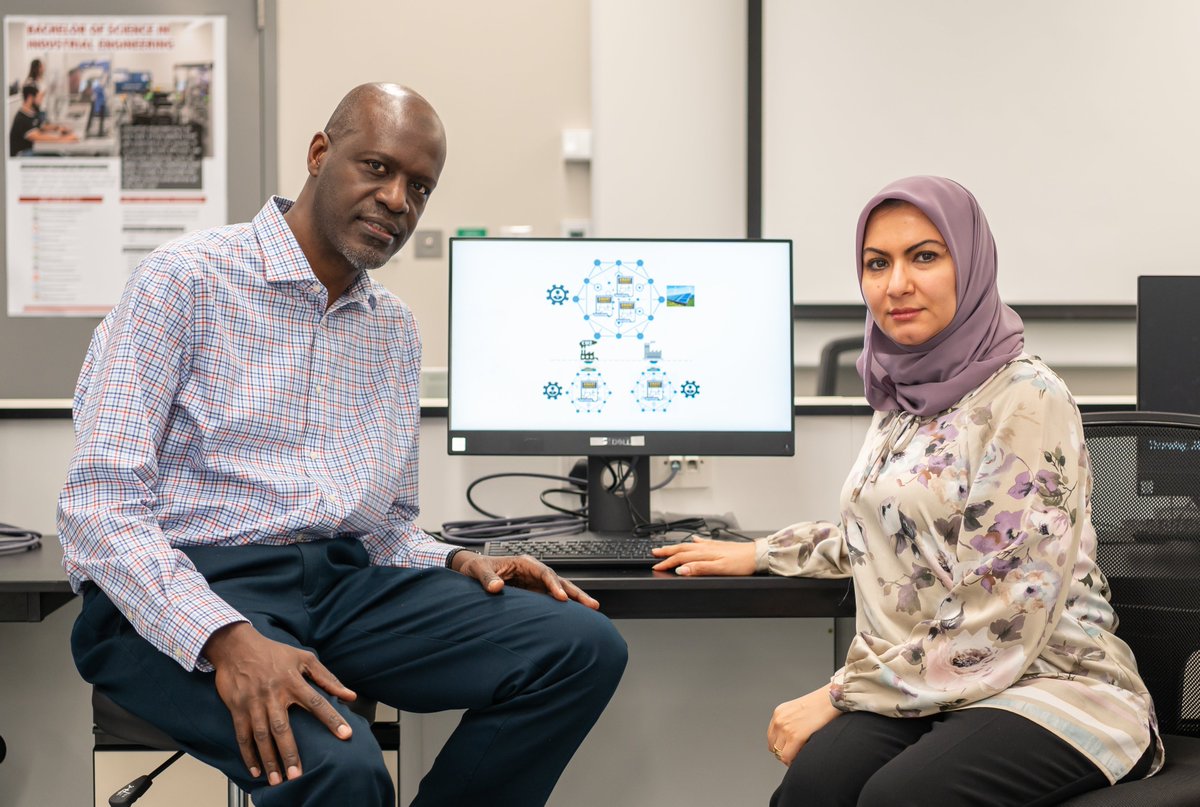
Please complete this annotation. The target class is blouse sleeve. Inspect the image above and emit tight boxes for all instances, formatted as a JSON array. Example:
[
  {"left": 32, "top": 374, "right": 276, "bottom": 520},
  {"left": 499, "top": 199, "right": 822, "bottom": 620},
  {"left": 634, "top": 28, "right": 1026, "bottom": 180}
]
[
  {"left": 832, "top": 371, "right": 1087, "bottom": 715},
  {"left": 755, "top": 521, "right": 852, "bottom": 578}
]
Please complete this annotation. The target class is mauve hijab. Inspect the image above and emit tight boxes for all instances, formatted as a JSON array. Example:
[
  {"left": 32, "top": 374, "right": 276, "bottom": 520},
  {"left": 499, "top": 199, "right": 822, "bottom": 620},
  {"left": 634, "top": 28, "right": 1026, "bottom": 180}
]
[{"left": 853, "top": 176, "right": 1024, "bottom": 416}]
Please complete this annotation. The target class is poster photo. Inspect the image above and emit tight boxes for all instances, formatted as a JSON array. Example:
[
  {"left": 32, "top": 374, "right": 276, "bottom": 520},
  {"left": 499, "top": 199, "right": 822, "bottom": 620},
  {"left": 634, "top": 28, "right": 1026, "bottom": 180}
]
[{"left": 4, "top": 15, "right": 226, "bottom": 316}]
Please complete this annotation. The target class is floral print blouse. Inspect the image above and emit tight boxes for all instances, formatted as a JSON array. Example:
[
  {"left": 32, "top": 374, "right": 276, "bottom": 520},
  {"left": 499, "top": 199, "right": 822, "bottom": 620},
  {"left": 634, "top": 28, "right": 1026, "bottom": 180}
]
[{"left": 755, "top": 355, "right": 1162, "bottom": 783}]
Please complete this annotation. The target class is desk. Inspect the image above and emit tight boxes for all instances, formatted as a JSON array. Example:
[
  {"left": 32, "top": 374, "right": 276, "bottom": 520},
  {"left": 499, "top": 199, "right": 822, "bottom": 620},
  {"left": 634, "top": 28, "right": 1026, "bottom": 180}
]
[
  {"left": 0, "top": 541, "right": 73, "bottom": 622},
  {"left": 30, "top": 135, "right": 117, "bottom": 156},
  {"left": 569, "top": 566, "right": 853, "bottom": 619},
  {"left": 0, "top": 541, "right": 854, "bottom": 623}
]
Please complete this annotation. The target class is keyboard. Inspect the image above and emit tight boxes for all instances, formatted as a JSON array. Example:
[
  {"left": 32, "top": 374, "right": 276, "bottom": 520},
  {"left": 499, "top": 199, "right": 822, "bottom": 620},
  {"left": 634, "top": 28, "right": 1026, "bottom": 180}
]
[{"left": 482, "top": 532, "right": 690, "bottom": 566}]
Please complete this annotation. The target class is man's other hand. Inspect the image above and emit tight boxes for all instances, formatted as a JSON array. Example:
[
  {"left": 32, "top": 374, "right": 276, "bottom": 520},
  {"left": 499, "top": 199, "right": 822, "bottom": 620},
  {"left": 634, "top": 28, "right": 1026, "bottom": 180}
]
[{"left": 451, "top": 550, "right": 600, "bottom": 610}]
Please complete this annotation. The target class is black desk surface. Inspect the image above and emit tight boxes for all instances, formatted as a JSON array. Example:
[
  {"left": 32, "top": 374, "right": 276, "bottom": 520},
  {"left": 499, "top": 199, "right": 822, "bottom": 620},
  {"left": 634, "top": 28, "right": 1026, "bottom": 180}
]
[
  {"left": 0, "top": 539, "right": 75, "bottom": 621},
  {"left": 0, "top": 540, "right": 855, "bottom": 623}
]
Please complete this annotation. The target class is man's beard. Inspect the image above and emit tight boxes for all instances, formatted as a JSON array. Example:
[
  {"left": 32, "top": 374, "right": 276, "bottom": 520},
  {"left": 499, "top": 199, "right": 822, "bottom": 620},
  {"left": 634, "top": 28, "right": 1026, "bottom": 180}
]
[{"left": 335, "top": 235, "right": 391, "bottom": 271}]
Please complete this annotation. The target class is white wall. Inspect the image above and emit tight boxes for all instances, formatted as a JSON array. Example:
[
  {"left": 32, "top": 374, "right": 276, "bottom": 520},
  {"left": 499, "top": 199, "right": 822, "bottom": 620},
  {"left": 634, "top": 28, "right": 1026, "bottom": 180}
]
[{"left": 590, "top": 0, "right": 747, "bottom": 238}]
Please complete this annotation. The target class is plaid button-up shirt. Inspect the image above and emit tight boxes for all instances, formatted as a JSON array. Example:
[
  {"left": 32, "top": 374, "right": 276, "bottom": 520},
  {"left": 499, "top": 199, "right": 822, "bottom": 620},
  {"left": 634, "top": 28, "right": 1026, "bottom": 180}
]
[{"left": 58, "top": 197, "right": 452, "bottom": 671}]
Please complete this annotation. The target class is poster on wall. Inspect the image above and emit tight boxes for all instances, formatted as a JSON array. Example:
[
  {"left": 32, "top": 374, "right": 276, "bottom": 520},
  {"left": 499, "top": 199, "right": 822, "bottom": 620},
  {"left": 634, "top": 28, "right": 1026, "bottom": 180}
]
[{"left": 3, "top": 15, "right": 226, "bottom": 316}]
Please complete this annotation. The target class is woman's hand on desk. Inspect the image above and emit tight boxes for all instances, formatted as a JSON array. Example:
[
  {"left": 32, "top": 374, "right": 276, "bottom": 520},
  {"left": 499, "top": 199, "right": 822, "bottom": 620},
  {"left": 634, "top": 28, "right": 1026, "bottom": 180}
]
[{"left": 650, "top": 536, "right": 756, "bottom": 576}]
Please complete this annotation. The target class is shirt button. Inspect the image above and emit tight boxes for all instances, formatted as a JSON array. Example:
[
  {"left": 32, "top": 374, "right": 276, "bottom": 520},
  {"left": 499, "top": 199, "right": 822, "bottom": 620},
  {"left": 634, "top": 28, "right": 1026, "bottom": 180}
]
[
  {"left": 309, "top": 451, "right": 319, "bottom": 459},
  {"left": 315, "top": 385, "right": 324, "bottom": 395}
]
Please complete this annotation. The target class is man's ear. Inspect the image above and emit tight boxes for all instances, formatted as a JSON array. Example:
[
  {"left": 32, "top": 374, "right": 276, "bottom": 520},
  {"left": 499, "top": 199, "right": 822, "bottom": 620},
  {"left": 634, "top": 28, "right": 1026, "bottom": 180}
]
[{"left": 307, "top": 131, "right": 331, "bottom": 177}]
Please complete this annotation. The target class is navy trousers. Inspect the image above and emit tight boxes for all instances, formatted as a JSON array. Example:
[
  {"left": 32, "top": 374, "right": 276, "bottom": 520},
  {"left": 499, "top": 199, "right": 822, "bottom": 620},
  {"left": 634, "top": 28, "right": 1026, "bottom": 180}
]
[{"left": 72, "top": 538, "right": 628, "bottom": 806}]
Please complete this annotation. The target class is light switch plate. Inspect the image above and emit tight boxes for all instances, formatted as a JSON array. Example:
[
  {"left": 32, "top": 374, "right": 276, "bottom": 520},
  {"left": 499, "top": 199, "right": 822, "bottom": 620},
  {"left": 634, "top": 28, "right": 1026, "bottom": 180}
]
[{"left": 413, "top": 229, "right": 442, "bottom": 258}]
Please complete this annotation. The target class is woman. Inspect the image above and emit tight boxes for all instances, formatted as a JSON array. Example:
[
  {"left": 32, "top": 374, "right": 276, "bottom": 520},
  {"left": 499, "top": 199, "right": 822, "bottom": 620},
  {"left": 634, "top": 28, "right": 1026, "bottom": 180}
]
[{"left": 652, "top": 176, "right": 1160, "bottom": 805}]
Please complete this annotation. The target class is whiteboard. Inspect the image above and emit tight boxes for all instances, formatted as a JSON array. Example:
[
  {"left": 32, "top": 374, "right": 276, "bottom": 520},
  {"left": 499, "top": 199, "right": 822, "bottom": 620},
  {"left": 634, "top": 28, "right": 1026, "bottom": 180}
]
[{"left": 762, "top": 0, "right": 1200, "bottom": 305}]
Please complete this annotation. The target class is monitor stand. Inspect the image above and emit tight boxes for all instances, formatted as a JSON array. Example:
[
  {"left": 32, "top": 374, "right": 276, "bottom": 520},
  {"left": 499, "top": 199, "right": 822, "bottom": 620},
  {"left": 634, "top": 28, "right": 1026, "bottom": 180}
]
[{"left": 586, "top": 456, "right": 651, "bottom": 533}]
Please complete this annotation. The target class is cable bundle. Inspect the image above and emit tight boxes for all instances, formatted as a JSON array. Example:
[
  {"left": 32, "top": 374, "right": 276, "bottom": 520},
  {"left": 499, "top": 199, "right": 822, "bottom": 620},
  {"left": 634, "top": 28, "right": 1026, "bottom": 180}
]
[{"left": 0, "top": 523, "right": 42, "bottom": 556}]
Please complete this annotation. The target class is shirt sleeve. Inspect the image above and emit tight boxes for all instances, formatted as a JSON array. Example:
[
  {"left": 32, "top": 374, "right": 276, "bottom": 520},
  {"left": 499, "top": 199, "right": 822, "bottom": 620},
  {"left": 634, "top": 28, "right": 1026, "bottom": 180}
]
[
  {"left": 357, "top": 306, "right": 457, "bottom": 569},
  {"left": 57, "top": 251, "right": 246, "bottom": 671},
  {"left": 832, "top": 374, "right": 1086, "bottom": 715},
  {"left": 755, "top": 521, "right": 852, "bottom": 578}
]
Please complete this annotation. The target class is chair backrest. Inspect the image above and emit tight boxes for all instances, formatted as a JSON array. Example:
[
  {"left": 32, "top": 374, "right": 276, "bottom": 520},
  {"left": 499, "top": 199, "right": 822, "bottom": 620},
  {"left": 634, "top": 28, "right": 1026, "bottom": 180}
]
[
  {"left": 1082, "top": 411, "right": 1200, "bottom": 738},
  {"left": 816, "top": 335, "right": 864, "bottom": 396}
]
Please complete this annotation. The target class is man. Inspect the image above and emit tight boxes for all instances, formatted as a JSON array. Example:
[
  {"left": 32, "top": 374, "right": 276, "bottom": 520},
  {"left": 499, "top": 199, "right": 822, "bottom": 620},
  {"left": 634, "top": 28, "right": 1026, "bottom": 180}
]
[
  {"left": 59, "top": 83, "right": 626, "bottom": 806},
  {"left": 85, "top": 76, "right": 108, "bottom": 137},
  {"left": 9, "top": 84, "right": 76, "bottom": 156}
]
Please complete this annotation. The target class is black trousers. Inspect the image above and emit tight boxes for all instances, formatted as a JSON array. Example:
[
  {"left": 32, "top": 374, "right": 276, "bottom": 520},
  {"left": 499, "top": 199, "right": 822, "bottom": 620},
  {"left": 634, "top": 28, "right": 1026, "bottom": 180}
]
[
  {"left": 72, "top": 538, "right": 627, "bottom": 807},
  {"left": 771, "top": 707, "right": 1154, "bottom": 807}
]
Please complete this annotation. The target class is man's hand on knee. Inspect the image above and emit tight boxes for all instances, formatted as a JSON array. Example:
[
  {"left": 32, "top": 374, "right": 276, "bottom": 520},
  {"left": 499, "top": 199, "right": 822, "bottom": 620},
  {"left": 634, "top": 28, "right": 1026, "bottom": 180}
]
[
  {"left": 451, "top": 550, "right": 600, "bottom": 610},
  {"left": 203, "top": 622, "right": 357, "bottom": 786}
]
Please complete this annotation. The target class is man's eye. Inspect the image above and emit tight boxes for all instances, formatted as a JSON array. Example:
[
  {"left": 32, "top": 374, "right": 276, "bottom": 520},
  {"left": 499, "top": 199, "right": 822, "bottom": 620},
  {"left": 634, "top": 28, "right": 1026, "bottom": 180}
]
[
  {"left": 365, "top": 160, "right": 385, "bottom": 172},
  {"left": 410, "top": 182, "right": 431, "bottom": 199}
]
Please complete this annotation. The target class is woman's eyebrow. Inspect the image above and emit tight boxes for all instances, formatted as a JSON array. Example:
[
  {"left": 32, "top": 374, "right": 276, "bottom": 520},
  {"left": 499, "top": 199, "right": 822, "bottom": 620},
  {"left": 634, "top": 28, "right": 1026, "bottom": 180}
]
[{"left": 904, "top": 239, "right": 946, "bottom": 253}]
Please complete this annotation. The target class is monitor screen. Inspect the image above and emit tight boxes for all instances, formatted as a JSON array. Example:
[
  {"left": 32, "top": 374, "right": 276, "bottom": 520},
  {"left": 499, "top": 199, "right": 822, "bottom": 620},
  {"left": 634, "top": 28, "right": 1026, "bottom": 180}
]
[
  {"left": 113, "top": 70, "right": 152, "bottom": 94},
  {"left": 448, "top": 238, "right": 795, "bottom": 459}
]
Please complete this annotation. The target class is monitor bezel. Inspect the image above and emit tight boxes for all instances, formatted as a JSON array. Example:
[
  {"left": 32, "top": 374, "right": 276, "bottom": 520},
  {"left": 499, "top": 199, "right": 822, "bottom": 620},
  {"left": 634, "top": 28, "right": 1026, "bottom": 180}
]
[{"left": 446, "top": 236, "right": 796, "bottom": 458}]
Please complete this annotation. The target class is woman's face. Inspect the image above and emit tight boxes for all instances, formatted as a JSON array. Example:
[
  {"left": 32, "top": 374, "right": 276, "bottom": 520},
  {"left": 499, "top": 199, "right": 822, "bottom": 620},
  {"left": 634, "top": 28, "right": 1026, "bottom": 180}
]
[{"left": 860, "top": 201, "right": 957, "bottom": 346}]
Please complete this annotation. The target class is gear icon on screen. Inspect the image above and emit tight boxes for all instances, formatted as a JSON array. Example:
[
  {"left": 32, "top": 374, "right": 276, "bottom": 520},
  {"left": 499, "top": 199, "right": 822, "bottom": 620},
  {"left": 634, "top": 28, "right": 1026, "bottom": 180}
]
[
  {"left": 543, "top": 382, "right": 564, "bottom": 399},
  {"left": 681, "top": 380, "right": 700, "bottom": 398},
  {"left": 546, "top": 284, "right": 569, "bottom": 305}
]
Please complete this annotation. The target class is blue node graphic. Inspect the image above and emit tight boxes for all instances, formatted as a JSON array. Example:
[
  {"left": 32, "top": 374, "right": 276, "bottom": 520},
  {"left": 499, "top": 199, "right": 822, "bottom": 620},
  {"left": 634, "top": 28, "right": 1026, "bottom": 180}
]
[
  {"left": 546, "top": 284, "right": 568, "bottom": 305},
  {"left": 630, "top": 367, "right": 674, "bottom": 413},
  {"left": 681, "top": 380, "right": 700, "bottom": 398},
  {"left": 571, "top": 367, "right": 612, "bottom": 413},
  {"left": 542, "top": 381, "right": 564, "bottom": 400},
  {"left": 572, "top": 257, "right": 663, "bottom": 341}
]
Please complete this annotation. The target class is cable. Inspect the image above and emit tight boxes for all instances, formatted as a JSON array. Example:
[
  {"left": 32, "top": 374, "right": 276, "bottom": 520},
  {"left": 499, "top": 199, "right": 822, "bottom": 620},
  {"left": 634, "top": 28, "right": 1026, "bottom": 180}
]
[
  {"left": 442, "top": 470, "right": 589, "bottom": 545},
  {"left": 465, "top": 472, "right": 586, "bottom": 519},
  {"left": 650, "top": 462, "right": 680, "bottom": 491},
  {"left": 537, "top": 486, "right": 587, "bottom": 516},
  {"left": 442, "top": 459, "right": 723, "bottom": 546},
  {"left": 440, "top": 514, "right": 586, "bottom": 545},
  {"left": 0, "top": 523, "right": 41, "bottom": 557}
]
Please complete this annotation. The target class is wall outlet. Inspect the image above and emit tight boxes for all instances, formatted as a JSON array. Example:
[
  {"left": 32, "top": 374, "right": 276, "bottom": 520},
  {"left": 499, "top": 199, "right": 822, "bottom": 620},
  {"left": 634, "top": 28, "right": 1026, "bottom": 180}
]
[{"left": 661, "top": 455, "right": 711, "bottom": 489}]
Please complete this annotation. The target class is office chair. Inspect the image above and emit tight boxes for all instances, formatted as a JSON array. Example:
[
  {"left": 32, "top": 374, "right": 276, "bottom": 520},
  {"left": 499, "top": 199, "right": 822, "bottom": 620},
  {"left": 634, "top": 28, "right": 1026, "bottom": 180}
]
[
  {"left": 93, "top": 689, "right": 396, "bottom": 806},
  {"left": 1057, "top": 411, "right": 1200, "bottom": 805},
  {"left": 815, "top": 335, "right": 864, "bottom": 396}
]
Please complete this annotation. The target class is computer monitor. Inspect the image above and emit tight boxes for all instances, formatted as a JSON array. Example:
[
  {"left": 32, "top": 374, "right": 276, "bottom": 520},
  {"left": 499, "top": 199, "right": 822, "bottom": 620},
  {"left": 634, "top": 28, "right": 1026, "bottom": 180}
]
[
  {"left": 1136, "top": 275, "right": 1200, "bottom": 498},
  {"left": 448, "top": 237, "right": 795, "bottom": 533},
  {"left": 113, "top": 70, "right": 152, "bottom": 94}
]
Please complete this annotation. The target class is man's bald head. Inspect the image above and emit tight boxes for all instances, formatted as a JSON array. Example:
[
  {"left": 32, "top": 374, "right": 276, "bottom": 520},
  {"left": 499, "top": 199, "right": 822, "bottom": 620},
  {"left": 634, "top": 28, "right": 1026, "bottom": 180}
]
[{"left": 323, "top": 83, "right": 445, "bottom": 151}]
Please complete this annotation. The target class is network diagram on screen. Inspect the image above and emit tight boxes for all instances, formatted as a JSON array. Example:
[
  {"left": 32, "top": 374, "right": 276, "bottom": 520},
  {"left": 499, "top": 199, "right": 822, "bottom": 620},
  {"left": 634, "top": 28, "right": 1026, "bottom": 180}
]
[{"left": 542, "top": 257, "right": 701, "bottom": 416}]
